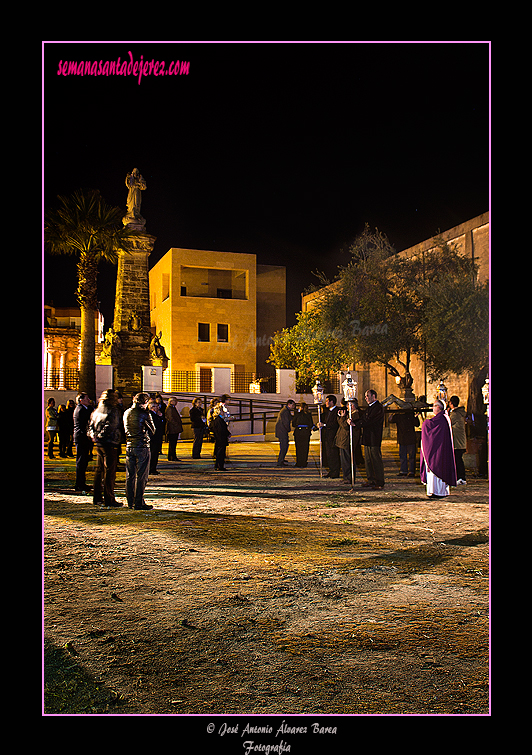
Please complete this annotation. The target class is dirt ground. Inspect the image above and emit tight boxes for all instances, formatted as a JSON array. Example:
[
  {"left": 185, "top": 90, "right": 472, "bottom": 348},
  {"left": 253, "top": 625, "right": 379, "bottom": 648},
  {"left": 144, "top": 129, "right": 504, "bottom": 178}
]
[{"left": 43, "top": 438, "right": 490, "bottom": 720}]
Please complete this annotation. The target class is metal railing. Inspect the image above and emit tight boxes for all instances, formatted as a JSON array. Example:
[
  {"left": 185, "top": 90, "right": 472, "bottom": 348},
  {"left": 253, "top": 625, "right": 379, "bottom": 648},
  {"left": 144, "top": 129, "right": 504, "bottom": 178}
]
[
  {"left": 163, "top": 370, "right": 276, "bottom": 394},
  {"left": 163, "top": 392, "right": 291, "bottom": 436},
  {"left": 163, "top": 371, "right": 203, "bottom": 393},
  {"left": 231, "top": 372, "right": 276, "bottom": 393},
  {"left": 43, "top": 368, "right": 79, "bottom": 390}
]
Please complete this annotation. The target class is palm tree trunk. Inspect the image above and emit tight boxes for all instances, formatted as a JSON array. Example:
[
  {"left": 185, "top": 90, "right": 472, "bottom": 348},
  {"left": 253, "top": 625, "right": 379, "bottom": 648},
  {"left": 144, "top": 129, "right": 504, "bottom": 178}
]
[
  {"left": 77, "top": 251, "right": 98, "bottom": 400},
  {"left": 79, "top": 305, "right": 96, "bottom": 400}
]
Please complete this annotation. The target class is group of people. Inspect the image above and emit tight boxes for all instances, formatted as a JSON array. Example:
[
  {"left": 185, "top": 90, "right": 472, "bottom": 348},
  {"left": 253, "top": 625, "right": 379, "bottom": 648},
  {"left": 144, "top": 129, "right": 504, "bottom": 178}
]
[
  {"left": 275, "top": 389, "right": 468, "bottom": 499},
  {"left": 275, "top": 391, "right": 385, "bottom": 489},
  {"left": 44, "top": 390, "right": 235, "bottom": 509},
  {"left": 45, "top": 397, "right": 77, "bottom": 459},
  {"left": 45, "top": 386, "right": 469, "bottom": 508}
]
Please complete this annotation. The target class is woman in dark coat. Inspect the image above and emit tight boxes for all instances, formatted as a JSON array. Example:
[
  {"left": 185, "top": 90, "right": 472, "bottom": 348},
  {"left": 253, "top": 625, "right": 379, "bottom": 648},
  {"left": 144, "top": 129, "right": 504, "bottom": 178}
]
[
  {"left": 65, "top": 399, "right": 76, "bottom": 457},
  {"left": 189, "top": 397, "right": 206, "bottom": 459},
  {"left": 165, "top": 398, "right": 183, "bottom": 461},
  {"left": 292, "top": 401, "right": 315, "bottom": 467},
  {"left": 45, "top": 398, "right": 58, "bottom": 458},
  {"left": 148, "top": 398, "right": 165, "bottom": 474},
  {"left": 212, "top": 405, "right": 231, "bottom": 471},
  {"left": 57, "top": 404, "right": 70, "bottom": 458}
]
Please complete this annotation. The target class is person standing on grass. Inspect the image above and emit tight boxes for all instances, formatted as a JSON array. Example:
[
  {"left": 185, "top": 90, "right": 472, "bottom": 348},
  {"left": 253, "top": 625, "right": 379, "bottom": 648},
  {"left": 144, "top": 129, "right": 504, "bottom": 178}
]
[
  {"left": 275, "top": 399, "right": 296, "bottom": 467},
  {"left": 123, "top": 393, "right": 155, "bottom": 510},
  {"left": 448, "top": 395, "right": 467, "bottom": 485},
  {"left": 165, "top": 397, "right": 183, "bottom": 461},
  {"left": 420, "top": 399, "right": 457, "bottom": 499},
  {"left": 319, "top": 395, "right": 341, "bottom": 478},
  {"left": 88, "top": 389, "right": 122, "bottom": 507},
  {"left": 390, "top": 407, "right": 420, "bottom": 478},
  {"left": 45, "top": 397, "right": 58, "bottom": 459},
  {"left": 292, "top": 401, "right": 315, "bottom": 468},
  {"left": 148, "top": 398, "right": 165, "bottom": 475},
  {"left": 355, "top": 389, "right": 385, "bottom": 490},
  {"left": 212, "top": 404, "right": 231, "bottom": 471},
  {"left": 190, "top": 397, "right": 206, "bottom": 459},
  {"left": 336, "top": 399, "right": 361, "bottom": 485},
  {"left": 73, "top": 392, "right": 93, "bottom": 492}
]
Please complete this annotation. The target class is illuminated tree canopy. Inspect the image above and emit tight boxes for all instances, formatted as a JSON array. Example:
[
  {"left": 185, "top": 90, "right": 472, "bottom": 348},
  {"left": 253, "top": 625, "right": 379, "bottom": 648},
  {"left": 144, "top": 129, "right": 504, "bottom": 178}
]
[{"left": 269, "top": 225, "right": 489, "bottom": 392}]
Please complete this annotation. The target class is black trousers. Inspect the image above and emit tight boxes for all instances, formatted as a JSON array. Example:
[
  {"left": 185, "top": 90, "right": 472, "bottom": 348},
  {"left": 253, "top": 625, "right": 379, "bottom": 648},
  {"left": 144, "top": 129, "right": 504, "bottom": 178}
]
[
  {"left": 364, "top": 444, "right": 385, "bottom": 487},
  {"left": 75, "top": 436, "right": 92, "bottom": 489},
  {"left": 339, "top": 447, "right": 355, "bottom": 482},
  {"left": 192, "top": 427, "right": 204, "bottom": 458},
  {"left": 324, "top": 436, "right": 340, "bottom": 477},
  {"left": 150, "top": 442, "right": 162, "bottom": 473},
  {"left": 294, "top": 430, "right": 311, "bottom": 467},
  {"left": 214, "top": 441, "right": 227, "bottom": 470},
  {"left": 167, "top": 433, "right": 179, "bottom": 460},
  {"left": 454, "top": 449, "right": 466, "bottom": 480},
  {"left": 93, "top": 444, "right": 118, "bottom": 505}
]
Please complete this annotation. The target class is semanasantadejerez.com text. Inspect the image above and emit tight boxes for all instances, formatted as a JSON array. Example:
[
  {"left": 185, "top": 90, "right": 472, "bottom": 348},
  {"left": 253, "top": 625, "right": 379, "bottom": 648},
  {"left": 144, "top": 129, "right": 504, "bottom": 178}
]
[{"left": 56, "top": 51, "right": 190, "bottom": 85}]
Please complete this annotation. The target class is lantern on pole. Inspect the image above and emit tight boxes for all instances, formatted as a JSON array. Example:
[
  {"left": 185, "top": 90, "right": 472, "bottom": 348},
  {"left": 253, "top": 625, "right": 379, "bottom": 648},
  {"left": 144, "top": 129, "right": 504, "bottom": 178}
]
[
  {"left": 341, "top": 372, "right": 358, "bottom": 491},
  {"left": 435, "top": 379, "right": 448, "bottom": 407},
  {"left": 312, "top": 379, "right": 325, "bottom": 477},
  {"left": 482, "top": 376, "right": 489, "bottom": 471},
  {"left": 481, "top": 376, "right": 489, "bottom": 415}
]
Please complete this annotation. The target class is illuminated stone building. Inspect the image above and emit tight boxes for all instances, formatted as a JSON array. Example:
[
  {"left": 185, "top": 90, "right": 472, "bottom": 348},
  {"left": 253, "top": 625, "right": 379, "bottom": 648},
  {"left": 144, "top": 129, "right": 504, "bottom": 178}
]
[
  {"left": 44, "top": 305, "right": 104, "bottom": 390},
  {"left": 149, "top": 248, "right": 286, "bottom": 391},
  {"left": 301, "top": 212, "right": 489, "bottom": 404}
]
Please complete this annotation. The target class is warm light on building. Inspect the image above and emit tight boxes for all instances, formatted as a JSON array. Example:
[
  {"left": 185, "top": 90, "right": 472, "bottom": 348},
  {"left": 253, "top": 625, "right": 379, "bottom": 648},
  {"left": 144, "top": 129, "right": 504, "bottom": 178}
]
[
  {"left": 149, "top": 248, "right": 286, "bottom": 392},
  {"left": 43, "top": 305, "right": 104, "bottom": 389}
]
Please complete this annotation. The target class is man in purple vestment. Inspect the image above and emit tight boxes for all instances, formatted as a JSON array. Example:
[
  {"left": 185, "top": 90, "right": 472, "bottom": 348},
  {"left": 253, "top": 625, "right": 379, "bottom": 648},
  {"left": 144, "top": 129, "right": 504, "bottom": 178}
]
[{"left": 420, "top": 400, "right": 457, "bottom": 497}]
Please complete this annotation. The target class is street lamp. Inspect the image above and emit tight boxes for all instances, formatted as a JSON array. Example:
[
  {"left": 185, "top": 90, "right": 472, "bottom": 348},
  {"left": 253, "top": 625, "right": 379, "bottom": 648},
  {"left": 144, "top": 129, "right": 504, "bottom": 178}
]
[
  {"left": 435, "top": 379, "right": 448, "bottom": 407},
  {"left": 341, "top": 372, "right": 358, "bottom": 491},
  {"left": 312, "top": 379, "right": 325, "bottom": 477},
  {"left": 481, "top": 376, "right": 489, "bottom": 414},
  {"left": 341, "top": 372, "right": 357, "bottom": 402}
]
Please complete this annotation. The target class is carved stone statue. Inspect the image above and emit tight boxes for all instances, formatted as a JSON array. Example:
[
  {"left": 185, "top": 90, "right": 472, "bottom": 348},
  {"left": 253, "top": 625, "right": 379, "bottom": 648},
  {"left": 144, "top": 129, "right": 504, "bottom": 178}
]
[
  {"left": 123, "top": 168, "right": 147, "bottom": 228},
  {"left": 150, "top": 332, "right": 168, "bottom": 366},
  {"left": 128, "top": 312, "right": 143, "bottom": 331},
  {"left": 97, "top": 328, "right": 121, "bottom": 364},
  {"left": 150, "top": 331, "right": 168, "bottom": 361}
]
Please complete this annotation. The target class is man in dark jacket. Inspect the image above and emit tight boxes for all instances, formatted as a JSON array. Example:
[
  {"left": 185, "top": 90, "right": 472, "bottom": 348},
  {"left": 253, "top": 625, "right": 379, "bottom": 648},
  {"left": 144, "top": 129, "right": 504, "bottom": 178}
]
[
  {"left": 73, "top": 392, "right": 93, "bottom": 492},
  {"left": 275, "top": 400, "right": 295, "bottom": 466},
  {"left": 320, "top": 395, "right": 340, "bottom": 478},
  {"left": 390, "top": 408, "right": 420, "bottom": 477},
  {"left": 88, "top": 389, "right": 122, "bottom": 507},
  {"left": 148, "top": 398, "right": 165, "bottom": 475},
  {"left": 448, "top": 395, "right": 467, "bottom": 484},
  {"left": 356, "top": 389, "right": 385, "bottom": 489},
  {"left": 123, "top": 393, "right": 156, "bottom": 510}
]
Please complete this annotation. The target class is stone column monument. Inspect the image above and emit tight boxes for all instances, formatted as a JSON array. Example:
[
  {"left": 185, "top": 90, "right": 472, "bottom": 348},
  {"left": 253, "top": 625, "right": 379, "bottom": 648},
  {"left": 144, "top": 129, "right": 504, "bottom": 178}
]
[{"left": 102, "top": 168, "right": 158, "bottom": 402}]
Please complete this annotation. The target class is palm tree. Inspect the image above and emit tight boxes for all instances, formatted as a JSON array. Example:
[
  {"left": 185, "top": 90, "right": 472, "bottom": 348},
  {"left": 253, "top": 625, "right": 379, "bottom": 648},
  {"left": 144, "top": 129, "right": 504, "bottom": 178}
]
[{"left": 44, "top": 189, "right": 131, "bottom": 399}]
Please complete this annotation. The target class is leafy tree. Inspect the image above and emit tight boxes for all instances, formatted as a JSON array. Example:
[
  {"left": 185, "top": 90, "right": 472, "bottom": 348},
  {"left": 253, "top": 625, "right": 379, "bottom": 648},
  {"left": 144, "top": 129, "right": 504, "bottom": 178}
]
[
  {"left": 291, "top": 225, "right": 489, "bottom": 397},
  {"left": 44, "top": 189, "right": 131, "bottom": 399},
  {"left": 419, "top": 242, "right": 489, "bottom": 380},
  {"left": 267, "top": 309, "right": 354, "bottom": 391},
  {"left": 315, "top": 225, "right": 423, "bottom": 392}
]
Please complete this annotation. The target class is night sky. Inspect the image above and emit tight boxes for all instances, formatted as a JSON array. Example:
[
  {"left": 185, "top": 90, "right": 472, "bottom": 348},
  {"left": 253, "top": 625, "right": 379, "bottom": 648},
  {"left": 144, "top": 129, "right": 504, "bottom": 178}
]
[{"left": 43, "top": 41, "right": 490, "bottom": 330}]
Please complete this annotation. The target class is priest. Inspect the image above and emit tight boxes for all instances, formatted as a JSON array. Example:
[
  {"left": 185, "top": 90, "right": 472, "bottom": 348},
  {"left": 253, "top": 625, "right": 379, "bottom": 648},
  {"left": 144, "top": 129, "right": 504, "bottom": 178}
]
[{"left": 420, "top": 400, "right": 457, "bottom": 498}]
